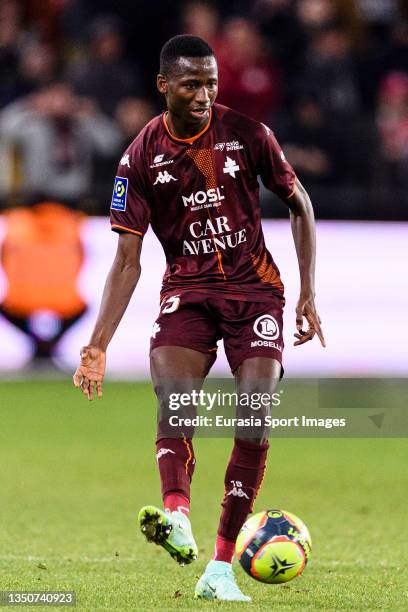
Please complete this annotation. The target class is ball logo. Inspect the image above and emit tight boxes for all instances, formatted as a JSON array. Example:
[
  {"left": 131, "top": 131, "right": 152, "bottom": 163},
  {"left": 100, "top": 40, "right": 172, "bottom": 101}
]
[
  {"left": 253, "top": 314, "right": 279, "bottom": 340},
  {"left": 115, "top": 181, "right": 125, "bottom": 197}
]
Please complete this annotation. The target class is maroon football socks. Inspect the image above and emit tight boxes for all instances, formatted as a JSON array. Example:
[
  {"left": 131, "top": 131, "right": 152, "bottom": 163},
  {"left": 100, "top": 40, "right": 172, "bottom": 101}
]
[
  {"left": 156, "top": 436, "right": 195, "bottom": 510},
  {"left": 156, "top": 436, "right": 268, "bottom": 563},
  {"left": 216, "top": 438, "right": 269, "bottom": 543}
]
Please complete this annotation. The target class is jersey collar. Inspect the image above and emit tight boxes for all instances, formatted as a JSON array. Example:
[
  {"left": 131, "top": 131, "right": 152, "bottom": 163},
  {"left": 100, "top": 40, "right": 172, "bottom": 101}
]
[{"left": 162, "top": 108, "right": 212, "bottom": 145}]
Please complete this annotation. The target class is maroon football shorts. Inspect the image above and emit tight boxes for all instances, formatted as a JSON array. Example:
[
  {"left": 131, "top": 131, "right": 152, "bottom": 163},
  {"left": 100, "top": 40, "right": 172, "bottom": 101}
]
[{"left": 150, "top": 290, "right": 285, "bottom": 373}]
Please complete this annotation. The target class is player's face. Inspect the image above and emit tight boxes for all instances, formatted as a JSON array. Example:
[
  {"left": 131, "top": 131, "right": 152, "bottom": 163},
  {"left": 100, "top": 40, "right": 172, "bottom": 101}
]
[{"left": 158, "top": 56, "right": 218, "bottom": 128}]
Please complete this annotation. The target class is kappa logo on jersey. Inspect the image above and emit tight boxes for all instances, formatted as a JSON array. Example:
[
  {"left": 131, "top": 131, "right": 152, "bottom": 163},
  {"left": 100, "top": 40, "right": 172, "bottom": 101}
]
[
  {"left": 223, "top": 156, "right": 240, "bottom": 178},
  {"left": 120, "top": 153, "right": 130, "bottom": 167},
  {"left": 226, "top": 480, "right": 249, "bottom": 499},
  {"left": 154, "top": 170, "right": 177, "bottom": 185},
  {"left": 111, "top": 176, "right": 128, "bottom": 211},
  {"left": 253, "top": 314, "right": 279, "bottom": 340},
  {"left": 156, "top": 448, "right": 175, "bottom": 461}
]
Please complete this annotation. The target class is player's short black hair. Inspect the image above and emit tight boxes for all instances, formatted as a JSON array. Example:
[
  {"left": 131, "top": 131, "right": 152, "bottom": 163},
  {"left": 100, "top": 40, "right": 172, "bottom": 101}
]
[{"left": 160, "top": 34, "right": 214, "bottom": 75}]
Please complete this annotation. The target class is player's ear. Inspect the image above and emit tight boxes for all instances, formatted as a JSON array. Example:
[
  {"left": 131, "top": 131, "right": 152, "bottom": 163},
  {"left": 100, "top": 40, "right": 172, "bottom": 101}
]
[{"left": 157, "top": 74, "right": 168, "bottom": 95}]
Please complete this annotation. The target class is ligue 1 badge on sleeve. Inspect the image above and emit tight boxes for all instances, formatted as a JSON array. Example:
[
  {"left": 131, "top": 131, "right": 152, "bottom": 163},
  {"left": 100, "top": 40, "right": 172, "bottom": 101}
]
[{"left": 111, "top": 176, "right": 128, "bottom": 211}]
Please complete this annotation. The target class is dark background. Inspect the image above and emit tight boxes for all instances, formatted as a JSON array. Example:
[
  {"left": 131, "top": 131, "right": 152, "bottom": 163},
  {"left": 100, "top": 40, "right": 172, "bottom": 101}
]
[{"left": 1, "top": 0, "right": 408, "bottom": 219}]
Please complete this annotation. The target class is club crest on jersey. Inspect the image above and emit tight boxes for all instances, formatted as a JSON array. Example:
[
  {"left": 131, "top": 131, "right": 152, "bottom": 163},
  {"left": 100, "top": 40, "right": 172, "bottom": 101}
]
[
  {"left": 111, "top": 176, "right": 128, "bottom": 211},
  {"left": 154, "top": 170, "right": 177, "bottom": 185},
  {"left": 223, "top": 156, "right": 240, "bottom": 178}
]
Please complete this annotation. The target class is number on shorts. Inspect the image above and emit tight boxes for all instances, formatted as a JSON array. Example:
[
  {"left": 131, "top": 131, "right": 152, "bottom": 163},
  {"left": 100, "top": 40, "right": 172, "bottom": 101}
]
[{"left": 162, "top": 295, "right": 181, "bottom": 314}]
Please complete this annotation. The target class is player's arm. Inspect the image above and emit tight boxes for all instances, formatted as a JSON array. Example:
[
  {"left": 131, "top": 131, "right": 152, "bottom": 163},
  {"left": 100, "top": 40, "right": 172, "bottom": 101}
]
[
  {"left": 285, "top": 178, "right": 325, "bottom": 347},
  {"left": 255, "top": 124, "right": 325, "bottom": 347},
  {"left": 73, "top": 232, "right": 142, "bottom": 400}
]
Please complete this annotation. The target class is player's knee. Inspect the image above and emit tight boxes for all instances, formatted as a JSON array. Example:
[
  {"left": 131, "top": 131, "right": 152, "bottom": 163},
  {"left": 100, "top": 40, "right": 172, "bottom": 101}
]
[
  {"left": 150, "top": 347, "right": 166, "bottom": 378},
  {"left": 152, "top": 378, "right": 166, "bottom": 405}
]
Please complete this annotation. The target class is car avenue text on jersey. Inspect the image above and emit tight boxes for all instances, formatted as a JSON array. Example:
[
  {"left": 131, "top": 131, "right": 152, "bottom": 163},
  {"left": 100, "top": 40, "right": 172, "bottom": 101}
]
[
  {"left": 183, "top": 215, "right": 247, "bottom": 256},
  {"left": 110, "top": 103, "right": 296, "bottom": 297}
]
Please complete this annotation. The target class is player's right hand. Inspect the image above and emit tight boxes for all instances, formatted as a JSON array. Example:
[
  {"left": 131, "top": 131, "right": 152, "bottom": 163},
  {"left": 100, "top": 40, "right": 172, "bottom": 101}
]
[{"left": 73, "top": 346, "right": 106, "bottom": 401}]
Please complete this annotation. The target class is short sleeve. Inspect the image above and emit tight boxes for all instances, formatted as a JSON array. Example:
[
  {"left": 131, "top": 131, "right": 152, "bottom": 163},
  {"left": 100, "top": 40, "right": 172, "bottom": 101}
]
[
  {"left": 255, "top": 123, "right": 296, "bottom": 200},
  {"left": 110, "top": 148, "right": 151, "bottom": 237}
]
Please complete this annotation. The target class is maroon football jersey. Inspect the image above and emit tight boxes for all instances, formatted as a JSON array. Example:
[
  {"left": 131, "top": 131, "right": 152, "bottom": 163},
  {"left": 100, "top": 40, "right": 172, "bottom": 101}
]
[{"left": 110, "top": 103, "right": 296, "bottom": 301}]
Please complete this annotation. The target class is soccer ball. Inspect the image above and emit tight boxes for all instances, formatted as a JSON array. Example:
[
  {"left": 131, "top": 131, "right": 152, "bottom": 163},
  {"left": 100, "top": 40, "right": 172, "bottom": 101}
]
[{"left": 235, "top": 510, "right": 312, "bottom": 584}]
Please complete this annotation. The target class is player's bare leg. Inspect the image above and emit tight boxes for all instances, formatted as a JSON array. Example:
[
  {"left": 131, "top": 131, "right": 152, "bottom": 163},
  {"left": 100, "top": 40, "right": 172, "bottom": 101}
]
[
  {"left": 139, "top": 346, "right": 215, "bottom": 565},
  {"left": 196, "top": 357, "right": 280, "bottom": 601}
]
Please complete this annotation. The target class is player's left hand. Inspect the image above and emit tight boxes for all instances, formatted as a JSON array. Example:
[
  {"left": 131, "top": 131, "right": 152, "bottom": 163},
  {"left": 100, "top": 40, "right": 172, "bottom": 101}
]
[{"left": 294, "top": 293, "right": 326, "bottom": 347}]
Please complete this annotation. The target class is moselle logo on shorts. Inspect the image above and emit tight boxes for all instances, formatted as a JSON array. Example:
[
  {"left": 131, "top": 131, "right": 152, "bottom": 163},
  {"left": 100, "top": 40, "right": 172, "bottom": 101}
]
[
  {"left": 111, "top": 176, "right": 128, "bottom": 211},
  {"left": 253, "top": 314, "right": 279, "bottom": 340},
  {"left": 251, "top": 314, "right": 282, "bottom": 350}
]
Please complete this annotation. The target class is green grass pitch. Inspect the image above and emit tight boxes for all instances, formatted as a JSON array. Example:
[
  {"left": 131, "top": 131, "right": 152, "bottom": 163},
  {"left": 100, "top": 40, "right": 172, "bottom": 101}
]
[{"left": 0, "top": 381, "right": 407, "bottom": 610}]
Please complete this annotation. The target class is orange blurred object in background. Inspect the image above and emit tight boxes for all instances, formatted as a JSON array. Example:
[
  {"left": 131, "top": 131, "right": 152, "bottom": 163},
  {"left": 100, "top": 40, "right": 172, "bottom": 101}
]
[{"left": 1, "top": 202, "right": 85, "bottom": 318}]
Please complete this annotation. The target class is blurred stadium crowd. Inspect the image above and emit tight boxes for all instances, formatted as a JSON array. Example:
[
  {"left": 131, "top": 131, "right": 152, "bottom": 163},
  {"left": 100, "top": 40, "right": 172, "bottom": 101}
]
[{"left": 1, "top": 0, "right": 408, "bottom": 219}]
